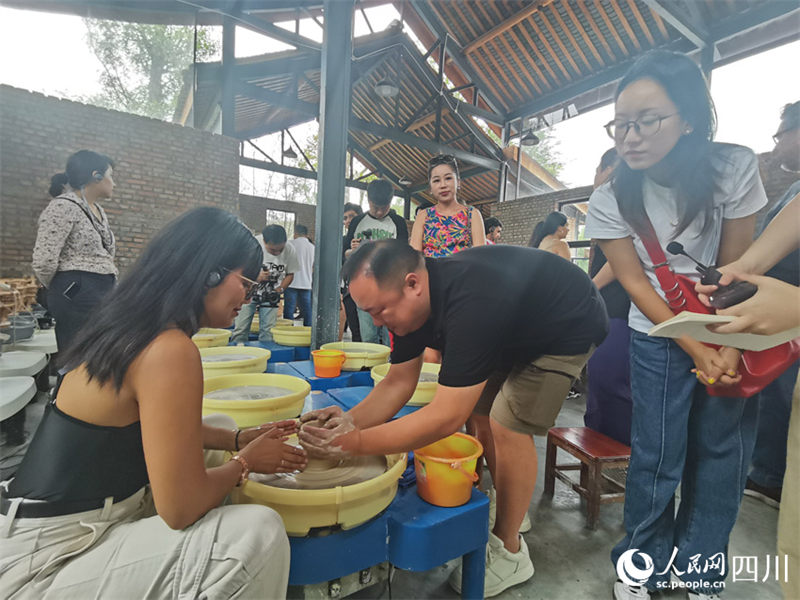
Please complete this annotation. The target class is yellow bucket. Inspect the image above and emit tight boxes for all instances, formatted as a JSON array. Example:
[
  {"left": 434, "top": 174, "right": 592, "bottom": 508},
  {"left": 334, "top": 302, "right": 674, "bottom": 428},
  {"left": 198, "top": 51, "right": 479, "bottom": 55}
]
[
  {"left": 192, "top": 327, "right": 231, "bottom": 348},
  {"left": 371, "top": 362, "right": 440, "bottom": 405},
  {"left": 311, "top": 349, "right": 346, "bottom": 378},
  {"left": 320, "top": 342, "right": 391, "bottom": 371},
  {"left": 414, "top": 433, "right": 483, "bottom": 507},
  {"left": 272, "top": 325, "right": 311, "bottom": 347}
]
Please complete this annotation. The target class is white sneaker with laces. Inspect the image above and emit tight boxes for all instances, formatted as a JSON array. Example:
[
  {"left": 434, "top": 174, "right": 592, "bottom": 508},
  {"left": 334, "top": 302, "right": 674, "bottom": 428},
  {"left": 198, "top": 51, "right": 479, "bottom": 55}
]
[
  {"left": 449, "top": 533, "right": 534, "bottom": 597},
  {"left": 487, "top": 487, "right": 532, "bottom": 533},
  {"left": 613, "top": 580, "right": 651, "bottom": 600}
]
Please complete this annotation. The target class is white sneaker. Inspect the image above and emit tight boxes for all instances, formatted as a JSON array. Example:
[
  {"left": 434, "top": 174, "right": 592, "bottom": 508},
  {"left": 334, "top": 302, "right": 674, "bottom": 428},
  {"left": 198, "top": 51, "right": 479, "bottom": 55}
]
[
  {"left": 613, "top": 580, "right": 651, "bottom": 600},
  {"left": 450, "top": 533, "right": 534, "bottom": 597},
  {"left": 487, "top": 487, "right": 532, "bottom": 533}
]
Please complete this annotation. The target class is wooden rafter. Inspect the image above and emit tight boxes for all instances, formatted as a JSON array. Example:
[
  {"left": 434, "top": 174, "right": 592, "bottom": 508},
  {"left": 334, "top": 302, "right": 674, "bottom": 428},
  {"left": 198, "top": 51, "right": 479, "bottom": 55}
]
[
  {"left": 593, "top": 1, "right": 630, "bottom": 56},
  {"left": 607, "top": 0, "right": 643, "bottom": 51},
  {"left": 480, "top": 44, "right": 525, "bottom": 105},
  {"left": 561, "top": 0, "right": 606, "bottom": 66},
  {"left": 463, "top": 0, "right": 555, "bottom": 54},
  {"left": 647, "top": 5, "right": 671, "bottom": 40},
  {"left": 368, "top": 112, "right": 437, "bottom": 152},
  {"left": 470, "top": 1, "right": 544, "bottom": 96},
  {"left": 627, "top": 0, "right": 657, "bottom": 46},
  {"left": 528, "top": 15, "right": 572, "bottom": 81},
  {"left": 538, "top": 8, "right": 582, "bottom": 76},
  {"left": 427, "top": 0, "right": 465, "bottom": 47},
  {"left": 546, "top": 2, "right": 595, "bottom": 70},
  {"left": 515, "top": 20, "right": 562, "bottom": 85},
  {"left": 506, "top": 27, "right": 554, "bottom": 90},
  {"left": 574, "top": 0, "right": 615, "bottom": 61}
]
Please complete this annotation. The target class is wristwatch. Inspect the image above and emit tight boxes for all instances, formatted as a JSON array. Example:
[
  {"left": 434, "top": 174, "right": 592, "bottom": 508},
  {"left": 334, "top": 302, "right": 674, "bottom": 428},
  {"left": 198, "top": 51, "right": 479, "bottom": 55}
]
[{"left": 230, "top": 454, "right": 250, "bottom": 486}]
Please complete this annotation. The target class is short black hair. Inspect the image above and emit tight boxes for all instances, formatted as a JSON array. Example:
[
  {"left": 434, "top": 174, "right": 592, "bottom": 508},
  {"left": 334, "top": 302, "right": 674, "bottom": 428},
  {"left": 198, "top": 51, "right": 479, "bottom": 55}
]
[
  {"left": 343, "top": 202, "right": 363, "bottom": 215},
  {"left": 295, "top": 224, "right": 308, "bottom": 236},
  {"left": 427, "top": 154, "right": 460, "bottom": 179},
  {"left": 367, "top": 179, "right": 394, "bottom": 206},
  {"left": 779, "top": 101, "right": 800, "bottom": 133},
  {"left": 484, "top": 217, "right": 502, "bottom": 233},
  {"left": 263, "top": 224, "right": 287, "bottom": 244},
  {"left": 51, "top": 149, "right": 115, "bottom": 194},
  {"left": 342, "top": 239, "right": 423, "bottom": 289}
]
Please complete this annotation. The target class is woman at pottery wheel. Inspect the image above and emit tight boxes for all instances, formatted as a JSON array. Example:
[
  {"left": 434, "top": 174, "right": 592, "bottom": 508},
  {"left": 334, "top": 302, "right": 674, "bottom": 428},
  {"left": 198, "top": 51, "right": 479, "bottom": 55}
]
[{"left": 0, "top": 207, "right": 307, "bottom": 598}]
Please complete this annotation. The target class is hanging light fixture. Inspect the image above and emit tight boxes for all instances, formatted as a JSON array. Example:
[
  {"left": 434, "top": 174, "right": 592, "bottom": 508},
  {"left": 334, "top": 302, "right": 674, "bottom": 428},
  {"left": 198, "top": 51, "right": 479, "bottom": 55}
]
[
  {"left": 398, "top": 175, "right": 412, "bottom": 186},
  {"left": 283, "top": 146, "right": 298, "bottom": 160},
  {"left": 520, "top": 130, "right": 540, "bottom": 146},
  {"left": 374, "top": 77, "right": 400, "bottom": 99}
]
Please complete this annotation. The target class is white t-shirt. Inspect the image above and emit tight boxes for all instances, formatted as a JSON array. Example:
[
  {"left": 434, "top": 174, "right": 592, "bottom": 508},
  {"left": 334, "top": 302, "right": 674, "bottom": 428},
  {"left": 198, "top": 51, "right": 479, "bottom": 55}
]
[
  {"left": 585, "top": 144, "right": 767, "bottom": 333},
  {"left": 287, "top": 236, "right": 314, "bottom": 290},
  {"left": 352, "top": 213, "right": 398, "bottom": 241},
  {"left": 255, "top": 234, "right": 300, "bottom": 286}
]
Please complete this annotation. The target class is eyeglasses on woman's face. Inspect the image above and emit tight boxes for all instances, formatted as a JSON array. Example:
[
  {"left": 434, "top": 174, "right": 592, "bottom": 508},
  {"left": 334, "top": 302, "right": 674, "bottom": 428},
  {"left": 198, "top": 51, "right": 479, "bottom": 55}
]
[
  {"left": 222, "top": 268, "right": 259, "bottom": 301},
  {"left": 604, "top": 114, "right": 678, "bottom": 141}
]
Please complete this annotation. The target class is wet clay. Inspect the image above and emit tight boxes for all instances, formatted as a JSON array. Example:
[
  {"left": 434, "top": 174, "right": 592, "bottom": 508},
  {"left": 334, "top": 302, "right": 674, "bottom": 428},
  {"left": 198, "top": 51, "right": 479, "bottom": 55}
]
[
  {"left": 249, "top": 455, "right": 388, "bottom": 489},
  {"left": 204, "top": 385, "right": 293, "bottom": 400}
]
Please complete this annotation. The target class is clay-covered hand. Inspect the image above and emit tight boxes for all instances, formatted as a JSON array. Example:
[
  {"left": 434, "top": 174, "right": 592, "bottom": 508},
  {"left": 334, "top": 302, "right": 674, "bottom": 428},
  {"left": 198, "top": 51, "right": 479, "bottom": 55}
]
[
  {"left": 237, "top": 419, "right": 298, "bottom": 448},
  {"left": 297, "top": 415, "right": 360, "bottom": 460},
  {"left": 711, "top": 274, "right": 800, "bottom": 335},
  {"left": 298, "top": 405, "right": 345, "bottom": 428},
  {"left": 240, "top": 432, "right": 308, "bottom": 474}
]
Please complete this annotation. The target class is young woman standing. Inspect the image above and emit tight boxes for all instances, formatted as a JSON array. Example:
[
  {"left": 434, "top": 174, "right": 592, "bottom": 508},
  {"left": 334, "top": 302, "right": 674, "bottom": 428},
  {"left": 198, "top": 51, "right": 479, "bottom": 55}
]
[{"left": 585, "top": 51, "right": 767, "bottom": 600}]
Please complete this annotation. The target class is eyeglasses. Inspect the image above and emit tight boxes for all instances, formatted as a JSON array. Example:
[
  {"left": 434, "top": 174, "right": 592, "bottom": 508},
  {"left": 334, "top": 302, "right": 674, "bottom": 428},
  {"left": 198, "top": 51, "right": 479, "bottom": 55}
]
[
  {"left": 222, "top": 268, "right": 259, "bottom": 301},
  {"left": 604, "top": 114, "right": 678, "bottom": 141},
  {"left": 428, "top": 154, "right": 457, "bottom": 168}
]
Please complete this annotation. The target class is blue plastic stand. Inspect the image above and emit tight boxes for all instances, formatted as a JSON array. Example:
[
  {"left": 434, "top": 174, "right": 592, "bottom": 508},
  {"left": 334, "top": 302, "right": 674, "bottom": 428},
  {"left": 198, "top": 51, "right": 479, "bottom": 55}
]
[
  {"left": 239, "top": 340, "right": 295, "bottom": 363},
  {"left": 294, "top": 346, "right": 310, "bottom": 361},
  {"left": 327, "top": 387, "right": 421, "bottom": 418},
  {"left": 287, "top": 486, "right": 488, "bottom": 599},
  {"left": 282, "top": 361, "right": 356, "bottom": 391}
]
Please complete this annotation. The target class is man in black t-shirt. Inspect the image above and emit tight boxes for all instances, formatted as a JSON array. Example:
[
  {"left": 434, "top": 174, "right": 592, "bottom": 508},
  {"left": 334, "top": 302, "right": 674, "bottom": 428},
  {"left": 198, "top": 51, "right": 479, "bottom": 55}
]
[{"left": 299, "top": 240, "right": 608, "bottom": 597}]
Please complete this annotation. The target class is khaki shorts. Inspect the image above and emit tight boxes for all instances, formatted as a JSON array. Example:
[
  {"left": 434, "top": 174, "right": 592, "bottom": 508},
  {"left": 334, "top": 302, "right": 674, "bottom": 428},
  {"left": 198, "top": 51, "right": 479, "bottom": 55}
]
[{"left": 474, "top": 348, "right": 595, "bottom": 436}]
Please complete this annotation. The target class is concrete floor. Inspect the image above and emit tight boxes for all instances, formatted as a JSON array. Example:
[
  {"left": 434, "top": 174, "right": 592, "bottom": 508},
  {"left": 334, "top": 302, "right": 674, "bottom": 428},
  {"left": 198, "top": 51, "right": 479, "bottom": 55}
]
[
  {"left": 1, "top": 388, "right": 784, "bottom": 600},
  {"left": 375, "top": 394, "right": 784, "bottom": 600}
]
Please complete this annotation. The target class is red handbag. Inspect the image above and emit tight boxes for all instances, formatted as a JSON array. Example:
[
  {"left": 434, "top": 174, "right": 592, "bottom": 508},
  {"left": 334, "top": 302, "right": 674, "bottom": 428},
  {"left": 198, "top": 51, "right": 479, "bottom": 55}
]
[{"left": 640, "top": 220, "right": 800, "bottom": 398}]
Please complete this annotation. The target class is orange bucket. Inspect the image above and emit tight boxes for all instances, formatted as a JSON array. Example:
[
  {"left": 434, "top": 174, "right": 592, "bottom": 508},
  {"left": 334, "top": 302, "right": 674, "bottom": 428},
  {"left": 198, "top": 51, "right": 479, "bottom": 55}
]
[
  {"left": 311, "top": 349, "right": 346, "bottom": 378},
  {"left": 414, "top": 432, "right": 483, "bottom": 507}
]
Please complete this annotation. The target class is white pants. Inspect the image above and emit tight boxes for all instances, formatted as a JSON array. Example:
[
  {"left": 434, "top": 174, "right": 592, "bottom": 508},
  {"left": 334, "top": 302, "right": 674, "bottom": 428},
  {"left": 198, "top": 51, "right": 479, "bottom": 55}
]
[{"left": 0, "top": 415, "right": 290, "bottom": 599}]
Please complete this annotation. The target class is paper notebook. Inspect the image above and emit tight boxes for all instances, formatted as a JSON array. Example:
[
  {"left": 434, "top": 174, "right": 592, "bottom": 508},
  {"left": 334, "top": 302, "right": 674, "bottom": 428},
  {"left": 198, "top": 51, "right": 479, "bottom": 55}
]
[{"left": 648, "top": 312, "right": 800, "bottom": 351}]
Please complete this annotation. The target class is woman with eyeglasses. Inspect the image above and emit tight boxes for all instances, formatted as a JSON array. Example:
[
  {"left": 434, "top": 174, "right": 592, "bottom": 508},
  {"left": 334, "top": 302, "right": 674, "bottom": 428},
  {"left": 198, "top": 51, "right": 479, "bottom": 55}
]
[
  {"left": 585, "top": 51, "right": 767, "bottom": 600},
  {"left": 410, "top": 154, "right": 486, "bottom": 257},
  {"left": 1, "top": 207, "right": 305, "bottom": 598}
]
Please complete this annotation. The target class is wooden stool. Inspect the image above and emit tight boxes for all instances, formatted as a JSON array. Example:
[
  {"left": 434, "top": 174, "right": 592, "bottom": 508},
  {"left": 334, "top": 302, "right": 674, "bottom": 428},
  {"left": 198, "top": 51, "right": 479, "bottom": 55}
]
[{"left": 544, "top": 427, "right": 631, "bottom": 530}]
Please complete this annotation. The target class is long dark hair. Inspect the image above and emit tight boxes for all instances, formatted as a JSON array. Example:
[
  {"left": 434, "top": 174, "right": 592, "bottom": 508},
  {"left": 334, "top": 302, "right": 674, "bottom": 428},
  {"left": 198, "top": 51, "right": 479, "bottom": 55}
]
[
  {"left": 529, "top": 211, "right": 567, "bottom": 248},
  {"left": 612, "top": 50, "right": 717, "bottom": 237},
  {"left": 62, "top": 207, "right": 262, "bottom": 390}
]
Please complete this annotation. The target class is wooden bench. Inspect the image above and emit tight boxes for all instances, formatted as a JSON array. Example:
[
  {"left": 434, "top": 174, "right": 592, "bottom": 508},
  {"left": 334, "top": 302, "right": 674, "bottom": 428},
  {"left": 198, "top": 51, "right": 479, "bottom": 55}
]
[{"left": 543, "top": 427, "right": 631, "bottom": 530}]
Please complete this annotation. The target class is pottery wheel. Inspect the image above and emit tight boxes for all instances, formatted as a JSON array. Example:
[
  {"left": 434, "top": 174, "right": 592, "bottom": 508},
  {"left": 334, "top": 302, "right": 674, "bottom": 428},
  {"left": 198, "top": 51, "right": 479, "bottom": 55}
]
[
  {"left": 249, "top": 455, "right": 388, "bottom": 489},
  {"left": 202, "top": 354, "right": 258, "bottom": 362},
  {"left": 204, "top": 385, "right": 293, "bottom": 400}
]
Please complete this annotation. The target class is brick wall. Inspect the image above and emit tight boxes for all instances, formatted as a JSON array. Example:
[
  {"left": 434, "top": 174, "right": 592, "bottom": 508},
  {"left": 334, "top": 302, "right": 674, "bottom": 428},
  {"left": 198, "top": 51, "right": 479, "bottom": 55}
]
[
  {"left": 486, "top": 185, "right": 593, "bottom": 246},
  {"left": 239, "top": 194, "right": 317, "bottom": 238},
  {"left": 0, "top": 85, "right": 240, "bottom": 277}
]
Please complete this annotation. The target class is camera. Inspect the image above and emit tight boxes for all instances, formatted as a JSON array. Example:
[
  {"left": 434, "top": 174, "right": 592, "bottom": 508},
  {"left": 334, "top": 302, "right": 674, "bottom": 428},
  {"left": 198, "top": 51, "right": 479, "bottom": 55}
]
[{"left": 251, "top": 263, "right": 285, "bottom": 307}]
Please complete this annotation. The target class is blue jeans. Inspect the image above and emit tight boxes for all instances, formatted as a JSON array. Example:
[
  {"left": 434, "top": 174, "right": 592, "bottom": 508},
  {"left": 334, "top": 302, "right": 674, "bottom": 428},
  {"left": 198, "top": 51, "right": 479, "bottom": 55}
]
[
  {"left": 357, "top": 307, "right": 389, "bottom": 345},
  {"left": 230, "top": 302, "right": 278, "bottom": 343},
  {"left": 612, "top": 331, "right": 757, "bottom": 589},
  {"left": 283, "top": 288, "right": 312, "bottom": 326},
  {"left": 749, "top": 359, "right": 799, "bottom": 488}
]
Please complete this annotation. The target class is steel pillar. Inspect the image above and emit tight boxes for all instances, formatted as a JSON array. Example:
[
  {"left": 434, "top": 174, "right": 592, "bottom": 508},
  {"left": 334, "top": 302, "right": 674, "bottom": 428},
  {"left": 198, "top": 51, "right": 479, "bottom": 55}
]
[
  {"left": 311, "top": 0, "right": 354, "bottom": 349},
  {"left": 221, "top": 17, "right": 236, "bottom": 136}
]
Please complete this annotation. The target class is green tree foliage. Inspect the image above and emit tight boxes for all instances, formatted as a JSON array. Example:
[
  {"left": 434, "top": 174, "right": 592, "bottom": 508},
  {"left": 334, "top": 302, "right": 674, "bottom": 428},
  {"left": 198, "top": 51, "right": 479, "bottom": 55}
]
[
  {"left": 83, "top": 20, "right": 218, "bottom": 121},
  {"left": 522, "top": 127, "right": 564, "bottom": 178}
]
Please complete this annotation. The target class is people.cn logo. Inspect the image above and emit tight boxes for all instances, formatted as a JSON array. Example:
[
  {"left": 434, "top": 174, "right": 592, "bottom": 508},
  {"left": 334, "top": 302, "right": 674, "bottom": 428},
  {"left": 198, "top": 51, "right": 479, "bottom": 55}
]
[{"left": 616, "top": 549, "right": 655, "bottom": 586}]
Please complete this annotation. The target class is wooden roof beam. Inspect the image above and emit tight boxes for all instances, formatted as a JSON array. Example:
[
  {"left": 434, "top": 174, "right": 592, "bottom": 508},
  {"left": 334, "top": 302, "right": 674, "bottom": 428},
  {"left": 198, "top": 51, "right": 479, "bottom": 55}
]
[
  {"left": 641, "top": 0, "right": 708, "bottom": 48},
  {"left": 368, "top": 112, "right": 437, "bottom": 152},
  {"left": 463, "top": 0, "right": 555, "bottom": 54}
]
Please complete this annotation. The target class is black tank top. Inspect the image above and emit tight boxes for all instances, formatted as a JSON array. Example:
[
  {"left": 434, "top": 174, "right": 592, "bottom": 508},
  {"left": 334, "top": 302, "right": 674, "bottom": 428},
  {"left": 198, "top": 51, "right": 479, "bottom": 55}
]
[{"left": 8, "top": 398, "right": 148, "bottom": 503}]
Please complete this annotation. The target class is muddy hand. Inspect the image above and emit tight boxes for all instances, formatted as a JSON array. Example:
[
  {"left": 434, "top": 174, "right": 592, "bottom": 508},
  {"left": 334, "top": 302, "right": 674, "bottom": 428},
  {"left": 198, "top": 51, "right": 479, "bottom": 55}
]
[{"left": 298, "top": 416, "right": 357, "bottom": 459}]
